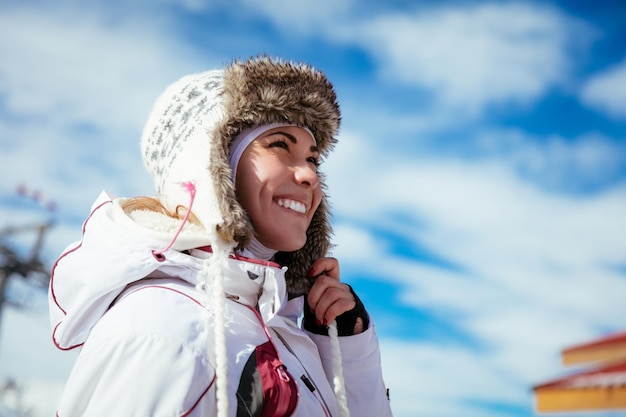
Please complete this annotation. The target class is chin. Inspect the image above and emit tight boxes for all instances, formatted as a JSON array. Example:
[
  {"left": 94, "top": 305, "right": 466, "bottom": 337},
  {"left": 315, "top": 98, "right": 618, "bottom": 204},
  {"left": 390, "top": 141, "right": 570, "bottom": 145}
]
[
  {"left": 269, "top": 234, "right": 307, "bottom": 253},
  {"left": 279, "top": 241, "right": 307, "bottom": 253}
]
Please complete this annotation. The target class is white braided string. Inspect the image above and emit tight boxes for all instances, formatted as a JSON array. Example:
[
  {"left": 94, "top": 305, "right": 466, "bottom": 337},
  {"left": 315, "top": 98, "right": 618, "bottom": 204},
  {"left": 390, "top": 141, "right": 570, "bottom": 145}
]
[
  {"left": 328, "top": 321, "right": 350, "bottom": 417},
  {"left": 202, "top": 239, "right": 234, "bottom": 417}
]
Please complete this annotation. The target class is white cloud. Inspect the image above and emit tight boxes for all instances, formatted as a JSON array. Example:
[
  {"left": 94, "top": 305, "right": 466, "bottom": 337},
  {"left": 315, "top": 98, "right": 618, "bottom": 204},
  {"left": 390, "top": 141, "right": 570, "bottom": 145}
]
[
  {"left": 0, "top": 6, "right": 202, "bottom": 131},
  {"left": 329, "top": 3, "right": 583, "bottom": 116},
  {"left": 0, "top": 2, "right": 623, "bottom": 417},
  {"left": 0, "top": 375, "right": 66, "bottom": 417},
  {"left": 236, "top": 0, "right": 355, "bottom": 33},
  {"left": 580, "top": 57, "right": 626, "bottom": 119},
  {"left": 327, "top": 129, "right": 626, "bottom": 416},
  {"left": 476, "top": 130, "right": 626, "bottom": 191},
  {"left": 0, "top": 3, "right": 211, "bottom": 254},
  {"left": 380, "top": 339, "right": 530, "bottom": 417},
  {"left": 0, "top": 304, "right": 78, "bottom": 382},
  {"left": 331, "top": 223, "right": 382, "bottom": 263},
  {"left": 233, "top": 0, "right": 582, "bottom": 119},
  {"left": 329, "top": 130, "right": 626, "bottom": 268}
]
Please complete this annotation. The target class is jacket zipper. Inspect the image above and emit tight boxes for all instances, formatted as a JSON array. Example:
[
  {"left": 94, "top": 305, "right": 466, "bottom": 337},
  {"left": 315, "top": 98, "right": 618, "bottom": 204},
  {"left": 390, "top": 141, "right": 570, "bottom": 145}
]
[{"left": 272, "top": 329, "right": 333, "bottom": 417}]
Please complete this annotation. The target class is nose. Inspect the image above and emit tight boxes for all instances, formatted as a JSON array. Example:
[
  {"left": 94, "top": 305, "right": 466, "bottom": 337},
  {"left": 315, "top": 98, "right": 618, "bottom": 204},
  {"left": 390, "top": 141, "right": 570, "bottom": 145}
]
[{"left": 293, "top": 163, "right": 320, "bottom": 189}]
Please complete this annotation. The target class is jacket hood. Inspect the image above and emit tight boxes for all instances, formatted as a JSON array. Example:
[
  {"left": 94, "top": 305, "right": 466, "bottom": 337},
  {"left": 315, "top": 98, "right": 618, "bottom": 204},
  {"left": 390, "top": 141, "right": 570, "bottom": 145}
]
[
  {"left": 49, "top": 192, "right": 202, "bottom": 349},
  {"left": 141, "top": 56, "right": 340, "bottom": 294},
  {"left": 49, "top": 192, "right": 291, "bottom": 350}
]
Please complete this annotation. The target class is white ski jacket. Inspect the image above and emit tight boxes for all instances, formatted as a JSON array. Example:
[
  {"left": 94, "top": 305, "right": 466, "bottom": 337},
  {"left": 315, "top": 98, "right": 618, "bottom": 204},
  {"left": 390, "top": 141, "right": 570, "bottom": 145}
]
[{"left": 49, "top": 192, "right": 392, "bottom": 417}]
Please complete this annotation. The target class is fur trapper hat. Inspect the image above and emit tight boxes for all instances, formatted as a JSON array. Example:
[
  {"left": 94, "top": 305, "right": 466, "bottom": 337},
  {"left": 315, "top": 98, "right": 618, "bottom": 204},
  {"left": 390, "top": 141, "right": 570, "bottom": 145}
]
[{"left": 140, "top": 56, "right": 340, "bottom": 294}]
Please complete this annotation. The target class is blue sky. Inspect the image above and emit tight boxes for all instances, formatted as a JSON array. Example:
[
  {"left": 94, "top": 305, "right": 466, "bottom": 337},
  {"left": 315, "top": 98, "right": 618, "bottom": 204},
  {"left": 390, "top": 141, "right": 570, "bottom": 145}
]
[{"left": 1, "top": 0, "right": 625, "bottom": 416}]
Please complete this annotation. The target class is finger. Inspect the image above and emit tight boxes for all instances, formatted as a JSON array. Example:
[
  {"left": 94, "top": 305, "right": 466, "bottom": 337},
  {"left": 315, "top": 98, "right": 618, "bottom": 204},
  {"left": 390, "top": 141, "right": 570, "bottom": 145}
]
[
  {"left": 307, "top": 274, "right": 343, "bottom": 312},
  {"left": 353, "top": 317, "right": 364, "bottom": 334},
  {"left": 308, "top": 257, "right": 340, "bottom": 280},
  {"left": 310, "top": 283, "right": 356, "bottom": 324},
  {"left": 319, "top": 294, "right": 357, "bottom": 325}
]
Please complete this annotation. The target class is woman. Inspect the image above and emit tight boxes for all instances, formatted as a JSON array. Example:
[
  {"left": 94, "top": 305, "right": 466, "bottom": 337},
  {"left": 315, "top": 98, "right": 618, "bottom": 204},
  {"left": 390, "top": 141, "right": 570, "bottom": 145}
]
[{"left": 49, "top": 56, "right": 392, "bottom": 417}]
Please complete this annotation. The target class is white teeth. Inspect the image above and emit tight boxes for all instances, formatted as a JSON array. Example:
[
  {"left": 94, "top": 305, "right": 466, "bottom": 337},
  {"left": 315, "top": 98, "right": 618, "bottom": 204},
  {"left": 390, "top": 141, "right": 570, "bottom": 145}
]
[{"left": 277, "top": 199, "right": 306, "bottom": 214}]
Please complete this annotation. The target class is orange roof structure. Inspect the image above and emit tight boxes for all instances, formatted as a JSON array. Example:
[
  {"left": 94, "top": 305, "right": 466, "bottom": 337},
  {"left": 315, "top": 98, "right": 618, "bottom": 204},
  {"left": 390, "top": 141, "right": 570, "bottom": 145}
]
[
  {"left": 562, "top": 331, "right": 626, "bottom": 366},
  {"left": 533, "top": 331, "right": 626, "bottom": 413}
]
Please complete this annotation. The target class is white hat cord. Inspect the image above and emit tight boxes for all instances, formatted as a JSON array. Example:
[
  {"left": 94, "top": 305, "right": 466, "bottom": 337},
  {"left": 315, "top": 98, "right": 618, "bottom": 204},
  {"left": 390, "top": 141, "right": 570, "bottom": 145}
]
[
  {"left": 202, "top": 239, "right": 233, "bottom": 417},
  {"left": 149, "top": 181, "right": 233, "bottom": 416},
  {"left": 328, "top": 321, "right": 350, "bottom": 417}
]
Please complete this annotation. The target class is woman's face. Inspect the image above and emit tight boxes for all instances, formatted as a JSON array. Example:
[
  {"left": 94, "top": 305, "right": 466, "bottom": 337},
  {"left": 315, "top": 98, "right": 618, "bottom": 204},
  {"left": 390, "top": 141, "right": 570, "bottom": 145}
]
[{"left": 235, "top": 126, "right": 322, "bottom": 252}]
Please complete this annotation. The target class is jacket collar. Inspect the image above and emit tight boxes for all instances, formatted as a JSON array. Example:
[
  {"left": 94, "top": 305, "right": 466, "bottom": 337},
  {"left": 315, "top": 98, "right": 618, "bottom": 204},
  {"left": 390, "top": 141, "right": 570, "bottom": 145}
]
[{"left": 188, "top": 247, "right": 288, "bottom": 323}]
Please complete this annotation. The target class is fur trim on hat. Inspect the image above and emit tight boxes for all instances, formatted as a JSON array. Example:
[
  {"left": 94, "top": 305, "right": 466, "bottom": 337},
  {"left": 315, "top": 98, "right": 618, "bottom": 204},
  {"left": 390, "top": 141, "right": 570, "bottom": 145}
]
[{"left": 141, "top": 55, "right": 340, "bottom": 294}]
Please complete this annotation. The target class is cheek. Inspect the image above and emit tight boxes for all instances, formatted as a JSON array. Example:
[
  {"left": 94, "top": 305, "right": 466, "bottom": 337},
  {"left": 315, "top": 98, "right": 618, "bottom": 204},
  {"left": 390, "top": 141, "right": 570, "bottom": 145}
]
[
  {"left": 235, "top": 167, "right": 260, "bottom": 214},
  {"left": 309, "top": 190, "right": 323, "bottom": 219},
  {"left": 258, "top": 162, "right": 285, "bottom": 185},
  {"left": 246, "top": 158, "right": 281, "bottom": 188},
  {"left": 235, "top": 162, "right": 279, "bottom": 220}
]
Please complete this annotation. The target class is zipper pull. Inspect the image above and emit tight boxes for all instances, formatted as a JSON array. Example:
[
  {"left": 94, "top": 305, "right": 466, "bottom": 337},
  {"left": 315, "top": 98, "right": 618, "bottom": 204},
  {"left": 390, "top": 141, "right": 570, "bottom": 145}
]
[{"left": 301, "top": 375, "right": 316, "bottom": 392}]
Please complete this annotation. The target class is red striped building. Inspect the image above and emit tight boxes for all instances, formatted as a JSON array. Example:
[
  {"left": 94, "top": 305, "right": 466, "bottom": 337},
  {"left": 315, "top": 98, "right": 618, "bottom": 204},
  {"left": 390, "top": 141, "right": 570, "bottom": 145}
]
[{"left": 533, "top": 331, "right": 626, "bottom": 412}]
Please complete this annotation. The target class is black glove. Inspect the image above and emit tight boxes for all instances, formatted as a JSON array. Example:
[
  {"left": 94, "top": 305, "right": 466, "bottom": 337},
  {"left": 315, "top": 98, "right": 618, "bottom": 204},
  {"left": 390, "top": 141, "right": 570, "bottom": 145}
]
[{"left": 303, "top": 285, "right": 370, "bottom": 336}]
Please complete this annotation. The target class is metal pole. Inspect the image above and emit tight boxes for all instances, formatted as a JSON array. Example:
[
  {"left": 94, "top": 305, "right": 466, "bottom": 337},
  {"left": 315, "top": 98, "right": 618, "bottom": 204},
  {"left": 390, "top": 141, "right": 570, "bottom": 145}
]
[{"left": 0, "top": 268, "right": 7, "bottom": 353}]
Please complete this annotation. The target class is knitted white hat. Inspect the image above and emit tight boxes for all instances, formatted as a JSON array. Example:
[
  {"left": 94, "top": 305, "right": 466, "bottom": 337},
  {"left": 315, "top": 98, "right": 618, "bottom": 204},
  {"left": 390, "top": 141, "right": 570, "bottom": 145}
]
[
  {"left": 141, "top": 70, "right": 226, "bottom": 239},
  {"left": 141, "top": 57, "right": 340, "bottom": 293}
]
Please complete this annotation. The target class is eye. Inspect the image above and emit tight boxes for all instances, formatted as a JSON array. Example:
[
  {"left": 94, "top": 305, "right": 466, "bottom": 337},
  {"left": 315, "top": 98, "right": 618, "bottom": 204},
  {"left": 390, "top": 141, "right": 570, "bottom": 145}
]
[
  {"left": 269, "top": 140, "right": 289, "bottom": 150},
  {"left": 307, "top": 156, "right": 320, "bottom": 169}
]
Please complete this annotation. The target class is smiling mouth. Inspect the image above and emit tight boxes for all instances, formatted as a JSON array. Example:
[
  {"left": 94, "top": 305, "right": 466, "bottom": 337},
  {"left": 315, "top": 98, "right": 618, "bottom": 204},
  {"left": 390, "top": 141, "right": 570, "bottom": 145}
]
[{"left": 276, "top": 198, "right": 307, "bottom": 214}]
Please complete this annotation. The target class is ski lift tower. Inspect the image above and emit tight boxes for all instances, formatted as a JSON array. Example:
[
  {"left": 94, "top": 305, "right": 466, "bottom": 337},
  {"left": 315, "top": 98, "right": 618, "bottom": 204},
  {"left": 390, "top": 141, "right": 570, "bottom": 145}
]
[{"left": 0, "top": 185, "right": 56, "bottom": 344}]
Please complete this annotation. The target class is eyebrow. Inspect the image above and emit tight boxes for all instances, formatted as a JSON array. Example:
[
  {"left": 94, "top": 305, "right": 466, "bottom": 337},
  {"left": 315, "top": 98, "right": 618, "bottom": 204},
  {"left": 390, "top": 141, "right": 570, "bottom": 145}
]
[{"left": 277, "top": 131, "right": 319, "bottom": 154}]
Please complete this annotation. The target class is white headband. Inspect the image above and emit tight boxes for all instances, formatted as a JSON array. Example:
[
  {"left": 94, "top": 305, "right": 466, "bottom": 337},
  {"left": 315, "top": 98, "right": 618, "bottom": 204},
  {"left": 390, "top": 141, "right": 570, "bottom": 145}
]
[{"left": 229, "top": 123, "right": 316, "bottom": 183}]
